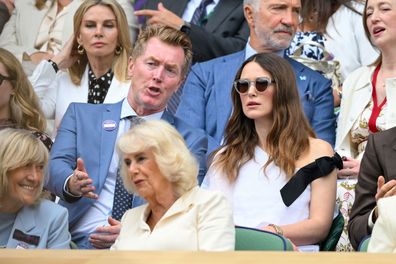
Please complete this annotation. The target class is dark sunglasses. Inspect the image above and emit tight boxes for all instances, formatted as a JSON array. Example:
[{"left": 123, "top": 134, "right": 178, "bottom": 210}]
[
  {"left": 234, "top": 77, "right": 275, "bottom": 94},
  {"left": 0, "top": 74, "right": 12, "bottom": 86}
]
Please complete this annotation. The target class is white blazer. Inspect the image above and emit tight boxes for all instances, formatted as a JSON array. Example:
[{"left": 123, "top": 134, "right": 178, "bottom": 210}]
[
  {"left": 0, "top": 0, "right": 80, "bottom": 61},
  {"left": 0, "top": 0, "right": 137, "bottom": 62},
  {"left": 325, "top": 1, "right": 379, "bottom": 80},
  {"left": 368, "top": 196, "right": 396, "bottom": 252},
  {"left": 336, "top": 66, "right": 396, "bottom": 158},
  {"left": 30, "top": 60, "right": 130, "bottom": 135}
]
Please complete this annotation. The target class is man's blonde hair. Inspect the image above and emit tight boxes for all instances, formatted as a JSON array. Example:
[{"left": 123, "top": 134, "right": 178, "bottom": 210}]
[{"left": 131, "top": 25, "right": 193, "bottom": 78}]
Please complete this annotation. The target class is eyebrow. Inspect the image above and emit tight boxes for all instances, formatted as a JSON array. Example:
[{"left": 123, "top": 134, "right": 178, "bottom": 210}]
[
  {"left": 83, "top": 19, "right": 117, "bottom": 23},
  {"left": 146, "top": 56, "right": 179, "bottom": 69}
]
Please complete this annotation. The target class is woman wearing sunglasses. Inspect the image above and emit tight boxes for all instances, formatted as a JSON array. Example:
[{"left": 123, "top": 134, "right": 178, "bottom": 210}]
[{"left": 202, "top": 53, "right": 341, "bottom": 250}]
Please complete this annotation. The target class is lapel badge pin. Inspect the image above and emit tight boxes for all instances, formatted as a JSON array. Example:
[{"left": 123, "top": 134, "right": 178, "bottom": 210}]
[{"left": 103, "top": 120, "right": 117, "bottom": 131}]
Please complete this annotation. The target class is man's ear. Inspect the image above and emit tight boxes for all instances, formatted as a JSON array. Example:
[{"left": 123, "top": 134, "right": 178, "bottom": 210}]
[
  {"left": 127, "top": 57, "right": 134, "bottom": 78},
  {"left": 244, "top": 4, "right": 255, "bottom": 28}
]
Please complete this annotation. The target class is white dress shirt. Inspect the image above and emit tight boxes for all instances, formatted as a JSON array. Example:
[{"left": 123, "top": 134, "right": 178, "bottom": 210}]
[{"left": 182, "top": 0, "right": 219, "bottom": 22}]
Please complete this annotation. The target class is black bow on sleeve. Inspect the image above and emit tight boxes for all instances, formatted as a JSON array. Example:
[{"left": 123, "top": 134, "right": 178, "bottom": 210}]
[{"left": 280, "top": 152, "right": 343, "bottom": 207}]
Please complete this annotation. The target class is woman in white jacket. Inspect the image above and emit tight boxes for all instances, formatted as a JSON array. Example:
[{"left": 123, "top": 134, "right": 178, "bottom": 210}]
[
  {"left": 0, "top": 0, "right": 137, "bottom": 64},
  {"left": 335, "top": 0, "right": 396, "bottom": 251},
  {"left": 30, "top": 0, "right": 133, "bottom": 135}
]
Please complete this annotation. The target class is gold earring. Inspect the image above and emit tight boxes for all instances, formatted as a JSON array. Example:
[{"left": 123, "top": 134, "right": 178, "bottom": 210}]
[
  {"left": 115, "top": 45, "right": 122, "bottom": 55},
  {"left": 77, "top": 44, "right": 85, "bottom": 55}
]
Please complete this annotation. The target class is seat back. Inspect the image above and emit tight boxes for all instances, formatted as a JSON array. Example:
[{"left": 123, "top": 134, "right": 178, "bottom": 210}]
[
  {"left": 358, "top": 236, "right": 371, "bottom": 252},
  {"left": 319, "top": 211, "right": 345, "bottom": 251},
  {"left": 235, "top": 226, "right": 293, "bottom": 251}
]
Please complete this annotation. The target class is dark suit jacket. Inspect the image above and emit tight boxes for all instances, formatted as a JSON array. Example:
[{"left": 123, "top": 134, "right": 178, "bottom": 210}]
[
  {"left": 143, "top": 0, "right": 249, "bottom": 62},
  {"left": 176, "top": 50, "right": 335, "bottom": 153},
  {"left": 348, "top": 126, "right": 396, "bottom": 250},
  {"left": 0, "top": 3, "right": 10, "bottom": 33},
  {"left": 47, "top": 100, "right": 207, "bottom": 246}
]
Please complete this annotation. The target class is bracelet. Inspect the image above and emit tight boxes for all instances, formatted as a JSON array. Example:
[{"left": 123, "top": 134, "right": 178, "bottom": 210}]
[
  {"left": 47, "top": 59, "right": 59, "bottom": 73},
  {"left": 268, "top": 224, "right": 284, "bottom": 236}
]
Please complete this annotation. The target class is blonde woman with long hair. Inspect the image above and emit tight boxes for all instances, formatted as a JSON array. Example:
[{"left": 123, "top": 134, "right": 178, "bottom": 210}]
[
  {"left": 30, "top": 0, "right": 134, "bottom": 135},
  {"left": 0, "top": 48, "right": 46, "bottom": 132}
]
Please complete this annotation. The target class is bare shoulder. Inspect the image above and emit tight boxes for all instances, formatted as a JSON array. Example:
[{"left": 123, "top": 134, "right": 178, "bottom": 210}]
[
  {"left": 297, "top": 138, "right": 334, "bottom": 167},
  {"left": 308, "top": 138, "right": 334, "bottom": 160}
]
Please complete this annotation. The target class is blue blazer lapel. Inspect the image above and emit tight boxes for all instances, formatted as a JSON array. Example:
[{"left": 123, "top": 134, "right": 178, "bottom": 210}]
[
  {"left": 13, "top": 206, "right": 36, "bottom": 232},
  {"left": 214, "top": 50, "right": 245, "bottom": 139},
  {"left": 7, "top": 206, "right": 36, "bottom": 248},
  {"left": 161, "top": 109, "right": 175, "bottom": 125},
  {"left": 286, "top": 57, "right": 310, "bottom": 98},
  {"left": 98, "top": 102, "right": 122, "bottom": 188}
]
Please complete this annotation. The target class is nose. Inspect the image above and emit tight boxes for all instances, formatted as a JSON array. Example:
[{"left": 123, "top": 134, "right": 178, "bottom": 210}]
[
  {"left": 152, "top": 66, "right": 165, "bottom": 82},
  {"left": 95, "top": 25, "right": 103, "bottom": 37},
  {"left": 27, "top": 165, "right": 42, "bottom": 182},
  {"left": 281, "top": 9, "right": 295, "bottom": 26},
  {"left": 247, "top": 82, "right": 258, "bottom": 96},
  {"left": 127, "top": 162, "right": 139, "bottom": 175},
  {"left": 369, "top": 9, "right": 380, "bottom": 24}
]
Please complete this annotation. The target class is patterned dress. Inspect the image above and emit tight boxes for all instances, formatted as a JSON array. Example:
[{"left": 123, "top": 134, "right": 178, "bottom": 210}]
[
  {"left": 286, "top": 31, "right": 326, "bottom": 60},
  {"left": 336, "top": 100, "right": 387, "bottom": 251}
]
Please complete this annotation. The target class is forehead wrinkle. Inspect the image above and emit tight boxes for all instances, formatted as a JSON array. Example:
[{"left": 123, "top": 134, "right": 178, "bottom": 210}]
[{"left": 145, "top": 55, "right": 179, "bottom": 69}]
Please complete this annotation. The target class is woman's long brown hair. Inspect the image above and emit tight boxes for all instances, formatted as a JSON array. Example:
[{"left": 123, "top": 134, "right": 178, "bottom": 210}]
[{"left": 211, "top": 53, "right": 315, "bottom": 182}]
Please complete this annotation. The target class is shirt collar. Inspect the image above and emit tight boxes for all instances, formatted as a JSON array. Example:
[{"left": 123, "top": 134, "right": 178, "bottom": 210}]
[
  {"left": 120, "top": 98, "right": 163, "bottom": 120},
  {"left": 88, "top": 65, "right": 113, "bottom": 84},
  {"left": 245, "top": 39, "right": 286, "bottom": 60}
]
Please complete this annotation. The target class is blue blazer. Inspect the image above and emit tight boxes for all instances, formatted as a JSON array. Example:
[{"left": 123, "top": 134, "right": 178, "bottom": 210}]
[
  {"left": 47, "top": 100, "right": 208, "bottom": 230},
  {"left": 176, "top": 50, "right": 336, "bottom": 153},
  {"left": 5, "top": 199, "right": 71, "bottom": 249}
]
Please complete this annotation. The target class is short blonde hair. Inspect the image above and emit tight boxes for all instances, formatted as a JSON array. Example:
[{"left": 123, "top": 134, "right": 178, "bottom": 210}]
[
  {"left": 69, "top": 0, "right": 132, "bottom": 85},
  {"left": 117, "top": 120, "right": 198, "bottom": 197},
  {"left": 0, "top": 129, "right": 49, "bottom": 203},
  {"left": 131, "top": 25, "right": 193, "bottom": 78}
]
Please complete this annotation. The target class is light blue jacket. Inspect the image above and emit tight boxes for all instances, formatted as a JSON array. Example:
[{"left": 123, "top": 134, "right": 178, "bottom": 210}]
[{"left": 6, "top": 199, "right": 70, "bottom": 249}]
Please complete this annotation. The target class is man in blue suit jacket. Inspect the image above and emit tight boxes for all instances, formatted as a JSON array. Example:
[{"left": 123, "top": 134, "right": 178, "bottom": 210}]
[
  {"left": 47, "top": 26, "right": 207, "bottom": 249},
  {"left": 176, "top": 0, "right": 336, "bottom": 153}
]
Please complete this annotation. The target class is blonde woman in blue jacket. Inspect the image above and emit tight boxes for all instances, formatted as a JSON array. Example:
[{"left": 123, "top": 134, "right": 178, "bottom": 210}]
[{"left": 0, "top": 128, "right": 71, "bottom": 249}]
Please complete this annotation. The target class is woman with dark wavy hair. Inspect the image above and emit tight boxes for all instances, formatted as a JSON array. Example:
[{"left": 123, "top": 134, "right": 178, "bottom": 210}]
[{"left": 203, "top": 53, "right": 341, "bottom": 249}]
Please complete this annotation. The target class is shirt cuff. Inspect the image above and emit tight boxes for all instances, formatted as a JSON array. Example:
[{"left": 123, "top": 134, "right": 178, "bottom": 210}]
[
  {"left": 368, "top": 207, "right": 377, "bottom": 229},
  {"left": 63, "top": 174, "right": 82, "bottom": 198}
]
